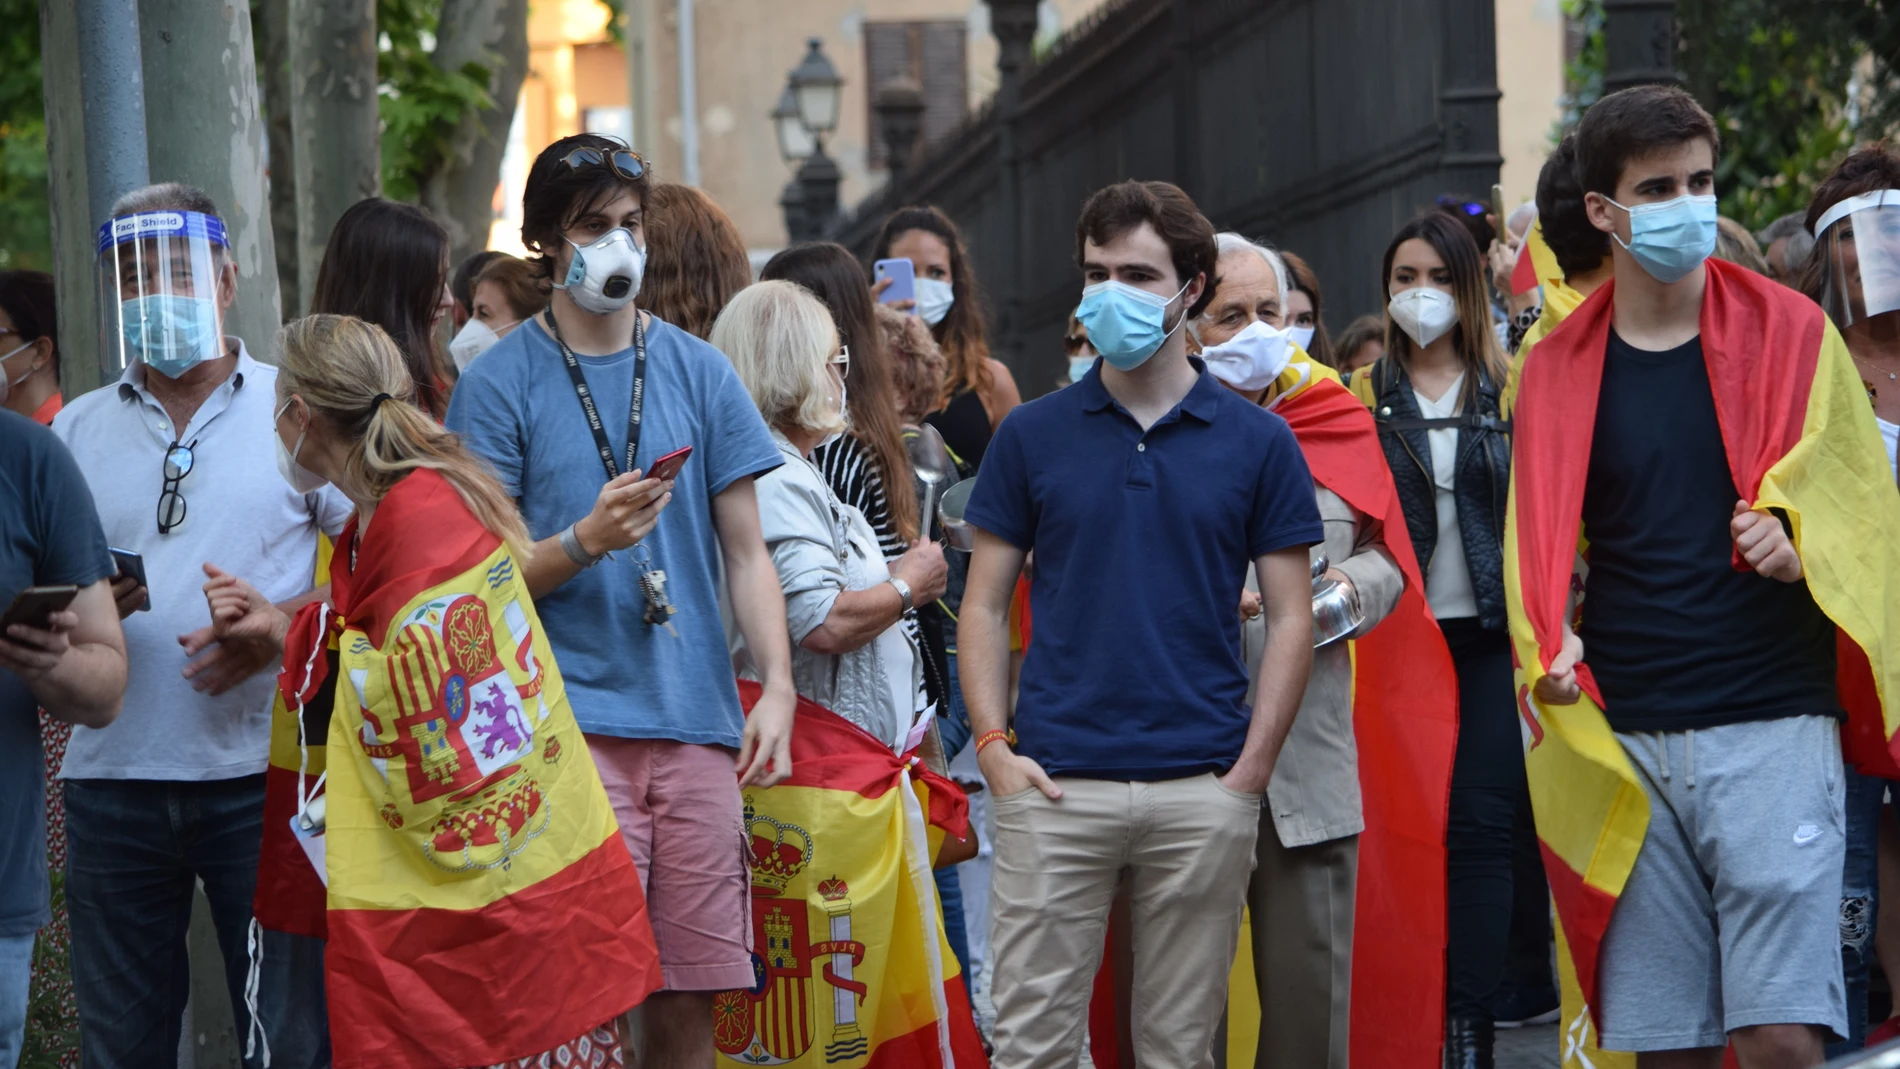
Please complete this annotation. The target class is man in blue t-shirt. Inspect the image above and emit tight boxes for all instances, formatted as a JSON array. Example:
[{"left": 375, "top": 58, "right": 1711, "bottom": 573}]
[
  {"left": 0, "top": 409, "right": 126, "bottom": 1065},
  {"left": 962, "top": 181, "right": 1321, "bottom": 1068},
  {"left": 446, "top": 134, "right": 795, "bottom": 1062}
]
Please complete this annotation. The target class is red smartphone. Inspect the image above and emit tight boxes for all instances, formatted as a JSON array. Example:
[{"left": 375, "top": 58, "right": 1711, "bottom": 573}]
[{"left": 646, "top": 445, "right": 693, "bottom": 483}]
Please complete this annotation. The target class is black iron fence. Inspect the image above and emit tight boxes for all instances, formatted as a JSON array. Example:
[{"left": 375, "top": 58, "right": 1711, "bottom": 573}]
[{"left": 833, "top": 0, "right": 1502, "bottom": 398}]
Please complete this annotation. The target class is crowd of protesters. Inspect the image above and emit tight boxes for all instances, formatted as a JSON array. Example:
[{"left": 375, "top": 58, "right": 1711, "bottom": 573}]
[{"left": 5, "top": 80, "right": 1900, "bottom": 1069}]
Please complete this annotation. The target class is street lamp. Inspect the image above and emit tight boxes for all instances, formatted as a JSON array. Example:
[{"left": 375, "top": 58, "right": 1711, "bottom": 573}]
[
  {"left": 771, "top": 84, "right": 815, "bottom": 166},
  {"left": 789, "top": 37, "right": 843, "bottom": 137},
  {"left": 873, "top": 76, "right": 926, "bottom": 183},
  {"left": 773, "top": 38, "right": 844, "bottom": 242}
]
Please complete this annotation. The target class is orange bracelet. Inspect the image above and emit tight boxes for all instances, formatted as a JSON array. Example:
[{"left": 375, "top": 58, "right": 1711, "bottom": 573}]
[{"left": 974, "top": 729, "right": 1012, "bottom": 755}]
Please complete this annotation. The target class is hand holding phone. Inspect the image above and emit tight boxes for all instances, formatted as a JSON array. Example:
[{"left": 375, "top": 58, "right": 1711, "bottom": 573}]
[
  {"left": 110, "top": 548, "right": 150, "bottom": 615},
  {"left": 647, "top": 445, "right": 693, "bottom": 484},
  {"left": 3, "top": 585, "right": 79, "bottom": 630},
  {"left": 874, "top": 259, "right": 916, "bottom": 306}
]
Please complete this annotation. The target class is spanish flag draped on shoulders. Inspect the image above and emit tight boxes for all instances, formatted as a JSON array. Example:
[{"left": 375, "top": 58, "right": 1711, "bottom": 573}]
[
  {"left": 260, "top": 467, "right": 661, "bottom": 1067},
  {"left": 1263, "top": 350, "right": 1460, "bottom": 1068},
  {"left": 1505, "top": 257, "right": 1900, "bottom": 1059},
  {"left": 719, "top": 683, "right": 989, "bottom": 1069}
]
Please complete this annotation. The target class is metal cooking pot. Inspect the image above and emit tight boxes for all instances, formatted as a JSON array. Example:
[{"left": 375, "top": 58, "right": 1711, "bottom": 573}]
[
  {"left": 1310, "top": 553, "right": 1364, "bottom": 648},
  {"left": 938, "top": 478, "right": 977, "bottom": 552}
]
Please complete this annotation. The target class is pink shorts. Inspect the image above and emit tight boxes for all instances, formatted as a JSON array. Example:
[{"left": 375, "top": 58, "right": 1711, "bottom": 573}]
[{"left": 586, "top": 735, "right": 754, "bottom": 992}]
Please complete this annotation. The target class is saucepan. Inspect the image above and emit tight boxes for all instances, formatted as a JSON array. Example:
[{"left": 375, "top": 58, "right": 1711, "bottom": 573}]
[
  {"left": 1310, "top": 553, "right": 1365, "bottom": 648},
  {"left": 938, "top": 478, "right": 977, "bottom": 552}
]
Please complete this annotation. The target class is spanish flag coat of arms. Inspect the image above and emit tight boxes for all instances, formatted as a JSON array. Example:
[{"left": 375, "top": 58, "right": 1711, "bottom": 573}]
[
  {"left": 719, "top": 683, "right": 989, "bottom": 1069},
  {"left": 255, "top": 469, "right": 661, "bottom": 1067},
  {"left": 1507, "top": 258, "right": 1900, "bottom": 1064}
]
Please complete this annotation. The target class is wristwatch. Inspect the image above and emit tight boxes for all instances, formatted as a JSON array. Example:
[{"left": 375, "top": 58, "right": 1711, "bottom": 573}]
[{"left": 885, "top": 575, "right": 914, "bottom": 612}]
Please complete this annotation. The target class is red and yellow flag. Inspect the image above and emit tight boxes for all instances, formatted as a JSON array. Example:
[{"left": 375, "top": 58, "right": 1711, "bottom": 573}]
[
  {"left": 263, "top": 469, "right": 661, "bottom": 1067},
  {"left": 1275, "top": 354, "right": 1460, "bottom": 1068},
  {"left": 1507, "top": 258, "right": 1900, "bottom": 1064},
  {"left": 719, "top": 682, "right": 988, "bottom": 1069}
]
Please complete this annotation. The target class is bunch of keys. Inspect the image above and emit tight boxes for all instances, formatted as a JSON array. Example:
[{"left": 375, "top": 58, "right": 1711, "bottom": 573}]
[{"left": 634, "top": 546, "right": 679, "bottom": 637}]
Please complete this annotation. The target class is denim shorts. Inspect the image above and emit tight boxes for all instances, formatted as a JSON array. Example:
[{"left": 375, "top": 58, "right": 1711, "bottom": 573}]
[{"left": 1597, "top": 715, "right": 1847, "bottom": 1051}]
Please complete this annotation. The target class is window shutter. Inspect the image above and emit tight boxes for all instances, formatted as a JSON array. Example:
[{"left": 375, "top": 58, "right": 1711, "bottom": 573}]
[{"left": 864, "top": 20, "right": 968, "bottom": 169}]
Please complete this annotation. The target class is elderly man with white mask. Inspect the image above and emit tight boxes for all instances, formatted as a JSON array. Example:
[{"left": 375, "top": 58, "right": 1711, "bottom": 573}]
[{"left": 1194, "top": 233, "right": 1408, "bottom": 1069}]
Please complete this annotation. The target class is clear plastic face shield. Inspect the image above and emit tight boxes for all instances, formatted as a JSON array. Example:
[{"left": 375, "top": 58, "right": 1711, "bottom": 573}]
[
  {"left": 1814, "top": 190, "right": 1900, "bottom": 333},
  {"left": 96, "top": 210, "right": 235, "bottom": 378}
]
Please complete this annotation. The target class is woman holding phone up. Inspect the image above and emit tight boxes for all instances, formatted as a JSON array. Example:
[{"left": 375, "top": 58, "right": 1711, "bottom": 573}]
[{"left": 871, "top": 206, "right": 1020, "bottom": 471}]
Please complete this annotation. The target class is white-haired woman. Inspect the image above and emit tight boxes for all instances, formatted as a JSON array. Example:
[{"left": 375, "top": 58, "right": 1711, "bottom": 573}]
[{"left": 710, "top": 280, "right": 948, "bottom": 751}]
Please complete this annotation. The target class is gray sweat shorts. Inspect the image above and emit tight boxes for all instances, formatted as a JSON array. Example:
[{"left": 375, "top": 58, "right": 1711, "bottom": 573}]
[{"left": 1597, "top": 714, "right": 1847, "bottom": 1052}]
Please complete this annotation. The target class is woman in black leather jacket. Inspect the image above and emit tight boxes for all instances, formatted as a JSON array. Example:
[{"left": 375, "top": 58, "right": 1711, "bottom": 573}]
[{"left": 1351, "top": 212, "right": 1515, "bottom": 1069}]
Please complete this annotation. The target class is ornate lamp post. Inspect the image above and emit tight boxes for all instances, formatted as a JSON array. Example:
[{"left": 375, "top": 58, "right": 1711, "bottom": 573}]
[
  {"left": 771, "top": 84, "right": 814, "bottom": 242},
  {"left": 772, "top": 38, "right": 845, "bottom": 242},
  {"left": 872, "top": 76, "right": 926, "bottom": 187}
]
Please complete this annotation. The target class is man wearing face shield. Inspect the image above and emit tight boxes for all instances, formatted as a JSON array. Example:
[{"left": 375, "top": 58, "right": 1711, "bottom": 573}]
[
  {"left": 1799, "top": 146, "right": 1900, "bottom": 1057},
  {"left": 1507, "top": 87, "right": 1900, "bottom": 1068},
  {"left": 446, "top": 134, "right": 798, "bottom": 1066},
  {"left": 50, "top": 183, "right": 350, "bottom": 1067},
  {"left": 1192, "top": 234, "right": 1450, "bottom": 1069},
  {"left": 1807, "top": 172, "right": 1900, "bottom": 478}
]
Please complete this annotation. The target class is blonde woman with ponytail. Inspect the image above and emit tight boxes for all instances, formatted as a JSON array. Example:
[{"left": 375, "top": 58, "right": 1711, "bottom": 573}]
[{"left": 202, "top": 314, "right": 662, "bottom": 1068}]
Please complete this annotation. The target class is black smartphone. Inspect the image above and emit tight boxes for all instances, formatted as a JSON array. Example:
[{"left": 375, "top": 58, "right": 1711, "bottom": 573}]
[
  {"left": 2, "top": 585, "right": 79, "bottom": 630},
  {"left": 110, "top": 547, "right": 151, "bottom": 612}
]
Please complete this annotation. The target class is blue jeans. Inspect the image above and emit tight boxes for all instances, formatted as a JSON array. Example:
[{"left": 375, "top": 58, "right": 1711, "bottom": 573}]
[
  {"left": 1830, "top": 768, "right": 1884, "bottom": 1058},
  {"left": 0, "top": 931, "right": 32, "bottom": 1069},
  {"left": 64, "top": 776, "right": 330, "bottom": 1069}
]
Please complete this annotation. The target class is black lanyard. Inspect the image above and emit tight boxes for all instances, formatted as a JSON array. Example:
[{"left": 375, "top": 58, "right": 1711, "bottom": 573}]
[{"left": 548, "top": 306, "right": 646, "bottom": 481}]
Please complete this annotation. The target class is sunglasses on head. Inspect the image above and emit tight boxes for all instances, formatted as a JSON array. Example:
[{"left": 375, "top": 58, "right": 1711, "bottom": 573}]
[{"left": 561, "top": 146, "right": 647, "bottom": 183}]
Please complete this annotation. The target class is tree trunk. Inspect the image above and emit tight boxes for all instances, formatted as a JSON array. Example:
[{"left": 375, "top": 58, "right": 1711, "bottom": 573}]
[
  {"left": 254, "top": 0, "right": 299, "bottom": 317},
  {"left": 419, "top": 0, "right": 529, "bottom": 268},
  {"left": 41, "top": 0, "right": 103, "bottom": 396},
  {"left": 140, "top": 0, "right": 282, "bottom": 361},
  {"left": 288, "top": 0, "right": 379, "bottom": 314}
]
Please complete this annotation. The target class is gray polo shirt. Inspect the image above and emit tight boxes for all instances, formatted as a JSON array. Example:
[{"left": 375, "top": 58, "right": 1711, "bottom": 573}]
[{"left": 51, "top": 342, "right": 352, "bottom": 781}]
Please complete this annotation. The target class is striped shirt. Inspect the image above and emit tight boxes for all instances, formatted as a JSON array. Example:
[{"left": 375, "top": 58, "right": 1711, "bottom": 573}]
[
  {"left": 813, "top": 434, "right": 908, "bottom": 563},
  {"left": 813, "top": 434, "right": 925, "bottom": 656}
]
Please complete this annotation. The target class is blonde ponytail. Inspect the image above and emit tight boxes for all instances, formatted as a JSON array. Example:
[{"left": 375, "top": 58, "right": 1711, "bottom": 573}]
[{"left": 276, "top": 314, "right": 534, "bottom": 558}]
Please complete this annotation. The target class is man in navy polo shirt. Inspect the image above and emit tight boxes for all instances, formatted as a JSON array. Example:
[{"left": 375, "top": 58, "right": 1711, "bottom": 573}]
[{"left": 962, "top": 180, "right": 1321, "bottom": 1069}]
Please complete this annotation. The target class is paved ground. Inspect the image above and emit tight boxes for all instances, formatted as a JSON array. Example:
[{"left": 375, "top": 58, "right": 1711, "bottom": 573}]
[{"left": 1498, "top": 1022, "right": 1563, "bottom": 1068}]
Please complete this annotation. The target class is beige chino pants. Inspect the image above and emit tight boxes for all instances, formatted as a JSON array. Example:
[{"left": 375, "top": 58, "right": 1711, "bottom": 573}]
[{"left": 988, "top": 773, "right": 1262, "bottom": 1069}]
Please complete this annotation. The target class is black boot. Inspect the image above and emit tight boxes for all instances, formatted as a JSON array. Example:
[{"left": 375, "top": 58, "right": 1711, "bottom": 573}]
[{"left": 1444, "top": 1017, "right": 1495, "bottom": 1069}]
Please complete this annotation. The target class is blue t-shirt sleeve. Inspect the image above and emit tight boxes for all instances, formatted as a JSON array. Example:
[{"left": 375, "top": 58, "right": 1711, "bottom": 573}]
[
  {"left": 696, "top": 344, "right": 783, "bottom": 496},
  {"left": 34, "top": 429, "right": 114, "bottom": 588},
  {"left": 445, "top": 360, "right": 525, "bottom": 498},
  {"left": 1248, "top": 415, "right": 1324, "bottom": 557},
  {"left": 963, "top": 412, "right": 1034, "bottom": 550}
]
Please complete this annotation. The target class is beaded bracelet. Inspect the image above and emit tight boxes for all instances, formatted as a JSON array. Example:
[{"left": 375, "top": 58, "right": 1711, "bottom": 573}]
[{"left": 974, "top": 729, "right": 1013, "bottom": 755}]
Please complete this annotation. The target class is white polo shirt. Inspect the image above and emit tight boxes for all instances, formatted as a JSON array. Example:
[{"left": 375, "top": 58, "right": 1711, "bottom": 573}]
[{"left": 51, "top": 342, "right": 352, "bottom": 781}]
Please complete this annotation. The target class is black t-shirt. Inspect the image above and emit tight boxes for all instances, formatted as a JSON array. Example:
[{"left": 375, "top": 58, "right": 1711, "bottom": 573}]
[
  {"left": 1579, "top": 331, "right": 1838, "bottom": 732},
  {"left": 1, "top": 409, "right": 114, "bottom": 935}
]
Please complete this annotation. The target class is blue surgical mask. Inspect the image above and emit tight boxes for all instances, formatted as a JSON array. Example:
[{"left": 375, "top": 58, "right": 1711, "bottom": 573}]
[
  {"left": 1075, "top": 279, "right": 1190, "bottom": 371},
  {"left": 1285, "top": 325, "right": 1316, "bottom": 353},
  {"left": 914, "top": 278, "right": 955, "bottom": 327},
  {"left": 1606, "top": 193, "right": 1718, "bottom": 284},
  {"left": 1067, "top": 354, "right": 1095, "bottom": 383},
  {"left": 123, "top": 294, "right": 222, "bottom": 378}
]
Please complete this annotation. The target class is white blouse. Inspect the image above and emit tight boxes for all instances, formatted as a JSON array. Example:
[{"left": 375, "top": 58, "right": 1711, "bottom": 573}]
[{"left": 1415, "top": 374, "right": 1479, "bottom": 621}]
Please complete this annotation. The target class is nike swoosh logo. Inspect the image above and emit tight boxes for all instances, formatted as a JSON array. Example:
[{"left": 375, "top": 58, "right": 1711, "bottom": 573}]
[{"left": 1794, "top": 825, "right": 1823, "bottom": 845}]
